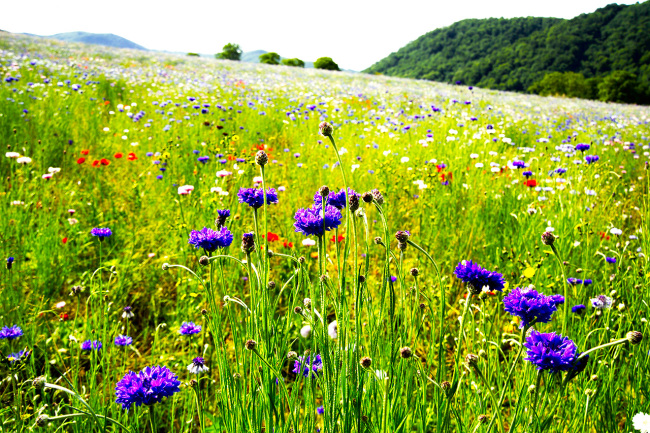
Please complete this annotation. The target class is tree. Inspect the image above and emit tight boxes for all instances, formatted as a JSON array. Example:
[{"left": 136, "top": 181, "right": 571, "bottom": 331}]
[
  {"left": 259, "top": 52, "right": 280, "bottom": 65},
  {"left": 216, "top": 43, "right": 242, "bottom": 61},
  {"left": 282, "top": 58, "right": 305, "bottom": 68},
  {"left": 598, "top": 70, "right": 638, "bottom": 103},
  {"left": 314, "top": 57, "right": 340, "bottom": 71}
]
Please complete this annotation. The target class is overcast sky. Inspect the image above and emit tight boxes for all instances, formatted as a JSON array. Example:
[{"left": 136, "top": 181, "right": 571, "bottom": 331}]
[{"left": 1, "top": 0, "right": 640, "bottom": 71}]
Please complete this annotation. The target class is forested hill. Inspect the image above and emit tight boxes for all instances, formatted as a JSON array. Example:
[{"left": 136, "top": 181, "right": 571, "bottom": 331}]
[{"left": 365, "top": 2, "right": 650, "bottom": 104}]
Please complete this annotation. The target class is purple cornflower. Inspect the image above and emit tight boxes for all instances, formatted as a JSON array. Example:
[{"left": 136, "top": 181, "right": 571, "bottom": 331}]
[
  {"left": 292, "top": 354, "right": 323, "bottom": 378},
  {"left": 555, "top": 168, "right": 567, "bottom": 175},
  {"left": 90, "top": 227, "right": 112, "bottom": 239},
  {"left": 197, "top": 156, "right": 210, "bottom": 164},
  {"left": 585, "top": 155, "right": 599, "bottom": 164},
  {"left": 216, "top": 209, "right": 230, "bottom": 228},
  {"left": 114, "top": 335, "right": 133, "bottom": 347},
  {"left": 7, "top": 350, "right": 27, "bottom": 363},
  {"left": 512, "top": 160, "right": 526, "bottom": 169},
  {"left": 454, "top": 260, "right": 505, "bottom": 292},
  {"left": 524, "top": 330, "right": 577, "bottom": 373},
  {"left": 0, "top": 325, "right": 23, "bottom": 340},
  {"left": 313, "top": 188, "right": 358, "bottom": 210},
  {"left": 237, "top": 187, "right": 278, "bottom": 209},
  {"left": 522, "top": 170, "right": 533, "bottom": 178},
  {"left": 605, "top": 257, "right": 616, "bottom": 264},
  {"left": 503, "top": 287, "right": 563, "bottom": 328},
  {"left": 188, "top": 227, "right": 233, "bottom": 252},
  {"left": 571, "top": 304, "right": 586, "bottom": 313},
  {"left": 6, "top": 257, "right": 14, "bottom": 271},
  {"left": 187, "top": 357, "right": 209, "bottom": 374},
  {"left": 591, "top": 295, "right": 613, "bottom": 310},
  {"left": 582, "top": 279, "right": 593, "bottom": 286},
  {"left": 293, "top": 205, "right": 342, "bottom": 237},
  {"left": 115, "top": 365, "right": 181, "bottom": 410},
  {"left": 575, "top": 143, "right": 590, "bottom": 152},
  {"left": 567, "top": 278, "right": 583, "bottom": 285},
  {"left": 81, "top": 340, "right": 102, "bottom": 351},
  {"left": 179, "top": 322, "right": 201, "bottom": 336},
  {"left": 316, "top": 406, "right": 325, "bottom": 415}
]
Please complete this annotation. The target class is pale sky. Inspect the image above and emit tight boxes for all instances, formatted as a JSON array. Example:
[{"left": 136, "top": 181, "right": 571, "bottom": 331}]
[{"left": 1, "top": 0, "right": 641, "bottom": 71}]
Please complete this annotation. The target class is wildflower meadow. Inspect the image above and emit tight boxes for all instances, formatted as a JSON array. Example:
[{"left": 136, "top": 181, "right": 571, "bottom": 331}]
[{"left": 0, "top": 33, "right": 649, "bottom": 432}]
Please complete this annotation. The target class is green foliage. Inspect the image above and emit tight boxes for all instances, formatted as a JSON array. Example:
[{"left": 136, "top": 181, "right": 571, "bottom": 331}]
[
  {"left": 281, "top": 58, "right": 305, "bottom": 68},
  {"left": 259, "top": 52, "right": 280, "bottom": 65},
  {"left": 597, "top": 70, "right": 640, "bottom": 103},
  {"left": 314, "top": 57, "right": 340, "bottom": 71},
  {"left": 186, "top": 52, "right": 199, "bottom": 57},
  {"left": 366, "top": 2, "right": 650, "bottom": 104},
  {"left": 215, "top": 43, "right": 242, "bottom": 61},
  {"left": 527, "top": 72, "right": 591, "bottom": 98}
]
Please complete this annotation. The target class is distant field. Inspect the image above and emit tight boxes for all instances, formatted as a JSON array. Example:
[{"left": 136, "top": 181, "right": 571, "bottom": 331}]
[{"left": 0, "top": 32, "right": 648, "bottom": 433}]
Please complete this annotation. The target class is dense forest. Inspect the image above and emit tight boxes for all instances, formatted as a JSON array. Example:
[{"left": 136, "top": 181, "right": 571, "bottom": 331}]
[{"left": 365, "top": 2, "right": 650, "bottom": 104}]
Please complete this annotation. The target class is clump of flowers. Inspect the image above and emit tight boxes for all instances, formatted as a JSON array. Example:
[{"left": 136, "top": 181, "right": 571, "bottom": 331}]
[
  {"left": 503, "top": 287, "right": 564, "bottom": 328},
  {"left": 293, "top": 354, "right": 323, "bottom": 378},
  {"left": 115, "top": 365, "right": 181, "bottom": 410},
  {"left": 454, "top": 260, "right": 505, "bottom": 293},
  {"left": 188, "top": 226, "right": 233, "bottom": 253},
  {"left": 294, "top": 205, "right": 342, "bottom": 237},
  {"left": 179, "top": 322, "right": 201, "bottom": 335}
]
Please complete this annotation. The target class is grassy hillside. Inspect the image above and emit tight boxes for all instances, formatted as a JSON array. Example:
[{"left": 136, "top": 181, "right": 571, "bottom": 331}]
[{"left": 0, "top": 32, "right": 648, "bottom": 433}]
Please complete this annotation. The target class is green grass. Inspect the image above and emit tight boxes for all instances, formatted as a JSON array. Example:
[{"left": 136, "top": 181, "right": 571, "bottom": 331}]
[{"left": 0, "top": 32, "right": 648, "bottom": 433}]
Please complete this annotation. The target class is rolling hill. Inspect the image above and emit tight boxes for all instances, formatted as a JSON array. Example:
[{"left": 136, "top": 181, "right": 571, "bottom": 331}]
[{"left": 45, "top": 31, "right": 147, "bottom": 50}]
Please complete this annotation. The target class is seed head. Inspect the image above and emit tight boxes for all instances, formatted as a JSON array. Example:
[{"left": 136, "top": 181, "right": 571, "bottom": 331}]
[
  {"left": 244, "top": 339, "right": 257, "bottom": 351},
  {"left": 360, "top": 356, "right": 372, "bottom": 368},
  {"left": 399, "top": 346, "right": 413, "bottom": 359},
  {"left": 319, "top": 121, "right": 333, "bottom": 137},
  {"left": 349, "top": 194, "right": 360, "bottom": 212},
  {"left": 267, "top": 281, "right": 276, "bottom": 290},
  {"left": 374, "top": 237, "right": 383, "bottom": 245},
  {"left": 293, "top": 306, "right": 303, "bottom": 314},
  {"left": 189, "top": 379, "right": 198, "bottom": 387},
  {"left": 319, "top": 185, "right": 330, "bottom": 198},
  {"left": 395, "top": 231, "right": 410, "bottom": 243},
  {"left": 626, "top": 331, "right": 643, "bottom": 344},
  {"left": 255, "top": 150, "right": 268, "bottom": 166},
  {"left": 35, "top": 415, "right": 49, "bottom": 427},
  {"left": 361, "top": 192, "right": 373, "bottom": 203},
  {"left": 298, "top": 256, "right": 305, "bottom": 264},
  {"left": 465, "top": 353, "right": 479, "bottom": 368},
  {"left": 371, "top": 189, "right": 384, "bottom": 205},
  {"left": 201, "top": 309, "right": 208, "bottom": 316},
  {"left": 410, "top": 268, "right": 419, "bottom": 277},
  {"left": 241, "top": 233, "right": 255, "bottom": 254},
  {"left": 198, "top": 256, "right": 210, "bottom": 266},
  {"left": 478, "top": 415, "right": 489, "bottom": 424},
  {"left": 358, "top": 275, "right": 366, "bottom": 284},
  {"left": 303, "top": 298, "right": 312, "bottom": 309},
  {"left": 287, "top": 351, "right": 298, "bottom": 360},
  {"left": 541, "top": 231, "right": 556, "bottom": 246},
  {"left": 33, "top": 376, "right": 46, "bottom": 390}
]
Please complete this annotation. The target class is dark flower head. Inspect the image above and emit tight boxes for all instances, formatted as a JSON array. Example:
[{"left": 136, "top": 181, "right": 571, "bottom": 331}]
[
  {"left": 179, "top": 322, "right": 201, "bottom": 335},
  {"left": 188, "top": 226, "right": 233, "bottom": 253},
  {"left": 294, "top": 205, "right": 342, "bottom": 237},
  {"left": 454, "top": 260, "right": 505, "bottom": 293},
  {"left": 371, "top": 189, "right": 384, "bottom": 205},
  {"left": 114, "top": 335, "right": 133, "bottom": 347},
  {"left": 503, "top": 287, "right": 563, "bottom": 328},
  {"left": 241, "top": 232, "right": 255, "bottom": 253},
  {"left": 215, "top": 209, "right": 231, "bottom": 228},
  {"left": 6, "top": 257, "right": 14, "bottom": 270},
  {"left": 292, "top": 354, "right": 323, "bottom": 378},
  {"left": 319, "top": 121, "right": 333, "bottom": 137},
  {"left": 90, "top": 227, "right": 112, "bottom": 239},
  {"left": 571, "top": 304, "right": 586, "bottom": 313},
  {"left": 237, "top": 187, "right": 278, "bottom": 209},
  {"left": 524, "top": 330, "right": 577, "bottom": 373},
  {"left": 313, "top": 188, "right": 358, "bottom": 210},
  {"left": 395, "top": 230, "right": 410, "bottom": 243},
  {"left": 0, "top": 325, "right": 23, "bottom": 340},
  {"left": 115, "top": 365, "right": 181, "bottom": 410},
  {"left": 81, "top": 340, "right": 102, "bottom": 351}
]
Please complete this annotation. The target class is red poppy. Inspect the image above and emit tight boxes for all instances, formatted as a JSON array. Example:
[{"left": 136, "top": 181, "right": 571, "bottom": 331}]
[
  {"left": 330, "top": 234, "right": 345, "bottom": 243},
  {"left": 127, "top": 152, "right": 137, "bottom": 161},
  {"left": 104, "top": 100, "right": 110, "bottom": 106},
  {"left": 599, "top": 232, "right": 610, "bottom": 241},
  {"left": 114, "top": 152, "right": 123, "bottom": 159},
  {"left": 524, "top": 179, "right": 537, "bottom": 187},
  {"left": 60, "top": 312, "right": 69, "bottom": 321},
  {"left": 100, "top": 158, "right": 110, "bottom": 166},
  {"left": 92, "top": 160, "right": 100, "bottom": 167},
  {"left": 81, "top": 149, "right": 89, "bottom": 155},
  {"left": 227, "top": 155, "right": 237, "bottom": 161},
  {"left": 77, "top": 157, "right": 86, "bottom": 164},
  {"left": 263, "top": 232, "right": 279, "bottom": 242},
  {"left": 62, "top": 237, "right": 68, "bottom": 244},
  {"left": 283, "top": 240, "right": 294, "bottom": 248}
]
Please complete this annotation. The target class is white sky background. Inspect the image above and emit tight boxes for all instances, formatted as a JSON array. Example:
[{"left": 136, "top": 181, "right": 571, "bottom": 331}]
[{"left": 1, "top": 0, "right": 641, "bottom": 71}]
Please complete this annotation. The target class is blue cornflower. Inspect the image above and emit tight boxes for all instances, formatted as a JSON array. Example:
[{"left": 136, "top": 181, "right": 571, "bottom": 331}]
[
  {"left": 7, "top": 350, "right": 27, "bottom": 363},
  {"left": 313, "top": 188, "right": 358, "bottom": 210},
  {"left": 293, "top": 205, "right": 342, "bottom": 237},
  {"left": 187, "top": 357, "right": 209, "bottom": 374},
  {"left": 188, "top": 227, "right": 233, "bottom": 253},
  {"left": 293, "top": 354, "right": 323, "bottom": 378},
  {"left": 81, "top": 340, "right": 102, "bottom": 351},
  {"left": 555, "top": 168, "right": 567, "bottom": 175},
  {"left": 571, "top": 304, "right": 586, "bottom": 313},
  {"left": 605, "top": 257, "right": 616, "bottom": 264},
  {"left": 216, "top": 209, "right": 230, "bottom": 228},
  {"left": 6, "top": 257, "right": 14, "bottom": 270},
  {"left": 591, "top": 295, "right": 613, "bottom": 309},
  {"left": 0, "top": 325, "right": 23, "bottom": 340},
  {"left": 503, "top": 287, "right": 563, "bottom": 328},
  {"left": 237, "top": 187, "right": 278, "bottom": 209},
  {"left": 575, "top": 144, "right": 590, "bottom": 152},
  {"left": 217, "top": 209, "right": 230, "bottom": 218},
  {"left": 115, "top": 365, "right": 181, "bottom": 410},
  {"left": 512, "top": 160, "right": 526, "bottom": 169},
  {"left": 197, "top": 156, "right": 210, "bottom": 164},
  {"left": 585, "top": 155, "right": 599, "bottom": 164},
  {"left": 114, "top": 335, "right": 133, "bottom": 347},
  {"left": 524, "top": 330, "right": 577, "bottom": 373},
  {"left": 90, "top": 228, "right": 112, "bottom": 239},
  {"left": 567, "top": 278, "right": 583, "bottom": 285},
  {"left": 316, "top": 405, "right": 324, "bottom": 415},
  {"left": 454, "top": 260, "right": 505, "bottom": 292},
  {"left": 582, "top": 279, "right": 593, "bottom": 286},
  {"left": 179, "top": 322, "right": 201, "bottom": 336},
  {"left": 522, "top": 170, "right": 533, "bottom": 177}
]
